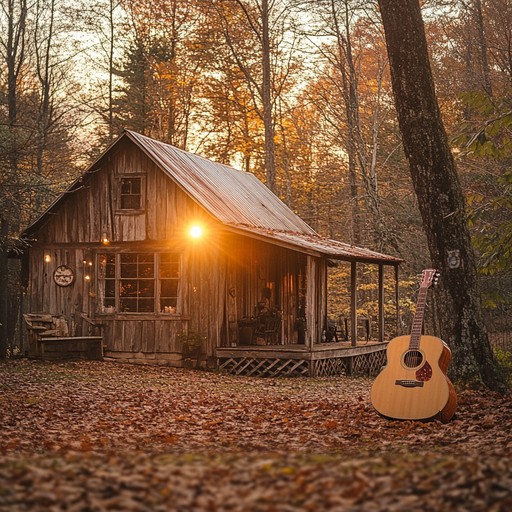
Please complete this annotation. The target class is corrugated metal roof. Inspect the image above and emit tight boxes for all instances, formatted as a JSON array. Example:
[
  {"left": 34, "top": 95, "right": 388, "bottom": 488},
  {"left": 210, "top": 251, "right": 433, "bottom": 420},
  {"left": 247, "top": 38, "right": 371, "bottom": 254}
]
[
  {"left": 126, "top": 131, "right": 317, "bottom": 235},
  {"left": 128, "top": 131, "right": 400, "bottom": 265},
  {"left": 223, "top": 224, "right": 402, "bottom": 264}
]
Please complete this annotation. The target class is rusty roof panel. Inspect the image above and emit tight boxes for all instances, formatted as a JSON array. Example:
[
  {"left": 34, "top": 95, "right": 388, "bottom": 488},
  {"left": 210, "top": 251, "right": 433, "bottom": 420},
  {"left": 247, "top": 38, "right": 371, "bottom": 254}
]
[
  {"left": 127, "top": 131, "right": 317, "bottom": 235},
  {"left": 226, "top": 224, "right": 402, "bottom": 264}
]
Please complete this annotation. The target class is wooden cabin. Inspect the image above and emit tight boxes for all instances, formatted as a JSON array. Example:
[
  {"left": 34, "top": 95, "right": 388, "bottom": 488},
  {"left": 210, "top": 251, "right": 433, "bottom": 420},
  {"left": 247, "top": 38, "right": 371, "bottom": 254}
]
[{"left": 20, "top": 130, "right": 401, "bottom": 375}]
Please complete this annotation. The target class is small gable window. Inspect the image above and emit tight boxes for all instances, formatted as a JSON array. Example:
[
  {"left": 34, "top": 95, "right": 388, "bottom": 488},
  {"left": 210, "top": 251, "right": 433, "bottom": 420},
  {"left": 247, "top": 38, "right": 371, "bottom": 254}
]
[{"left": 119, "top": 177, "right": 142, "bottom": 210}]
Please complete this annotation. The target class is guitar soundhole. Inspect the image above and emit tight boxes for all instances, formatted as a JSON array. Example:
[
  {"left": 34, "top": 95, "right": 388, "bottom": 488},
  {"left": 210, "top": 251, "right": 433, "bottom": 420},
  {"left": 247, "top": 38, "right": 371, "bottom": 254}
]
[{"left": 403, "top": 350, "right": 423, "bottom": 369}]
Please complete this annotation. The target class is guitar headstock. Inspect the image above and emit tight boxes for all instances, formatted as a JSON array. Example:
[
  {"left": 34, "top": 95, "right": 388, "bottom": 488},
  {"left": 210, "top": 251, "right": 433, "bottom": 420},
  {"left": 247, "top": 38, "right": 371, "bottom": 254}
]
[{"left": 420, "top": 268, "right": 440, "bottom": 289}]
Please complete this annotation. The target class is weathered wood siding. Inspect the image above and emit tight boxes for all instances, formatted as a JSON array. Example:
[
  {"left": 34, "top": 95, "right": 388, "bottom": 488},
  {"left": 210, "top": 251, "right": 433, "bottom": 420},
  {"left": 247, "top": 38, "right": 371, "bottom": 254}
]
[
  {"left": 27, "top": 247, "right": 91, "bottom": 336},
  {"left": 34, "top": 140, "right": 213, "bottom": 245}
]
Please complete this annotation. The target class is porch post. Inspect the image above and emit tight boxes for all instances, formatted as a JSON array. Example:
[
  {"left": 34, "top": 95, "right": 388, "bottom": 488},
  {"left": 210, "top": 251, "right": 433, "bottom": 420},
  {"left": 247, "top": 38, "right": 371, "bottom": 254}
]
[
  {"left": 378, "top": 264, "right": 384, "bottom": 342},
  {"left": 350, "top": 261, "right": 357, "bottom": 347}
]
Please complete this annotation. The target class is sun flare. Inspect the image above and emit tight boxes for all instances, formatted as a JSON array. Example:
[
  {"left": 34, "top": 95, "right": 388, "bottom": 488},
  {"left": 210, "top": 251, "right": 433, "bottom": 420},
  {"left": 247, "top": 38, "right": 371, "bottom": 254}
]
[{"left": 189, "top": 224, "right": 204, "bottom": 239}]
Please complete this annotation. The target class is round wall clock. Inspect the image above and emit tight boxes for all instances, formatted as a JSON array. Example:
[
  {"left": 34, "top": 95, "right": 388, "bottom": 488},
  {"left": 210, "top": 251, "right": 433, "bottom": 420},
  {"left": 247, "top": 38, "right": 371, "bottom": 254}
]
[{"left": 53, "top": 265, "right": 75, "bottom": 287}]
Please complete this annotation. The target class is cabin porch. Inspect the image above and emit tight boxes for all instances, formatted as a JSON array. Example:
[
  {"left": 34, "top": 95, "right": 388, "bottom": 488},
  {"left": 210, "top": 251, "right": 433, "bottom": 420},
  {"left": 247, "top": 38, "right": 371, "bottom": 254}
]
[{"left": 216, "top": 340, "right": 387, "bottom": 378}]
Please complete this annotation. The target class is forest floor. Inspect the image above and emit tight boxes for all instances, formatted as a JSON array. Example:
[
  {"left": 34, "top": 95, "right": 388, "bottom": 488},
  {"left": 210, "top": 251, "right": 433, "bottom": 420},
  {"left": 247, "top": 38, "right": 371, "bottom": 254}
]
[{"left": 0, "top": 359, "right": 510, "bottom": 511}]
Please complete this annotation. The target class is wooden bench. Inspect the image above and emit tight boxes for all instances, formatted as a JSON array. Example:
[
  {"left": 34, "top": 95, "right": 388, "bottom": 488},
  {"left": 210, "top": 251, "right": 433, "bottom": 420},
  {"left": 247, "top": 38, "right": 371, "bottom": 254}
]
[
  {"left": 24, "top": 313, "right": 103, "bottom": 361},
  {"left": 39, "top": 336, "right": 103, "bottom": 361}
]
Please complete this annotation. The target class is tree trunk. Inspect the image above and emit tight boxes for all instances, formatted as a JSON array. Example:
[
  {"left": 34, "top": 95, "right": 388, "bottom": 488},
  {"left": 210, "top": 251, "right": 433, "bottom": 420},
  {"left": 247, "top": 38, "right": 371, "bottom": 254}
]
[
  {"left": 329, "top": 0, "right": 361, "bottom": 243},
  {"left": 1, "top": 0, "right": 27, "bottom": 359},
  {"left": 474, "top": 0, "right": 493, "bottom": 97},
  {"left": 377, "top": 0, "right": 505, "bottom": 390},
  {"left": 108, "top": 0, "right": 115, "bottom": 142},
  {"left": 260, "top": 0, "right": 276, "bottom": 192},
  {"left": 35, "top": 0, "right": 56, "bottom": 211},
  {"left": 0, "top": 220, "right": 8, "bottom": 359}
]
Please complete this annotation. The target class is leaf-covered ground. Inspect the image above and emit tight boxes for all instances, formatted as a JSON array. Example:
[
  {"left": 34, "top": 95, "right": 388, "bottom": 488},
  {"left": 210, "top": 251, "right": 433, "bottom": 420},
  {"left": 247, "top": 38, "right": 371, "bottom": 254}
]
[{"left": 0, "top": 360, "right": 510, "bottom": 511}]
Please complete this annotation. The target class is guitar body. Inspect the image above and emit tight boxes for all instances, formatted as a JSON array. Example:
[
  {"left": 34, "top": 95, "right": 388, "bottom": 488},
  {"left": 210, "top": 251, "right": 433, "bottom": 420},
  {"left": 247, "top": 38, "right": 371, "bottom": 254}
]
[{"left": 371, "top": 335, "right": 457, "bottom": 422}]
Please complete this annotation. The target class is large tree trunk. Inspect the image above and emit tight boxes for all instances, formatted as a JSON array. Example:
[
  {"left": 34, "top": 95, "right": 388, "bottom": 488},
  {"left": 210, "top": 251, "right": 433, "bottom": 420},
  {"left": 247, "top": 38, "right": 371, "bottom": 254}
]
[
  {"left": 1, "top": 0, "right": 27, "bottom": 359},
  {"left": 0, "top": 221, "right": 8, "bottom": 359},
  {"left": 377, "top": 0, "right": 504, "bottom": 390}
]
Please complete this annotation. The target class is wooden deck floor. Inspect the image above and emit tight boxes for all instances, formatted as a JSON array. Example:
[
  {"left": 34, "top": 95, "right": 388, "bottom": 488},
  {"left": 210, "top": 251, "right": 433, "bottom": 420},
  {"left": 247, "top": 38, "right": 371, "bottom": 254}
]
[
  {"left": 217, "top": 340, "right": 386, "bottom": 357},
  {"left": 216, "top": 341, "right": 388, "bottom": 377}
]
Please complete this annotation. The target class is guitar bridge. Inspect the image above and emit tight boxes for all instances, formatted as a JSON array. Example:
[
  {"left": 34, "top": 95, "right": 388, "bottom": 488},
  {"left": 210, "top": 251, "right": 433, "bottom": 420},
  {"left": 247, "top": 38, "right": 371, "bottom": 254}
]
[{"left": 395, "top": 380, "right": 424, "bottom": 388}]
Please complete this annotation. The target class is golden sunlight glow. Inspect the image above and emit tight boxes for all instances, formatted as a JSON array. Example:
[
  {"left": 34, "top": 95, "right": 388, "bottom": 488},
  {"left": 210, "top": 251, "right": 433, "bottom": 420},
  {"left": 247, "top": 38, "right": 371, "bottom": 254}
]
[{"left": 189, "top": 224, "right": 204, "bottom": 239}]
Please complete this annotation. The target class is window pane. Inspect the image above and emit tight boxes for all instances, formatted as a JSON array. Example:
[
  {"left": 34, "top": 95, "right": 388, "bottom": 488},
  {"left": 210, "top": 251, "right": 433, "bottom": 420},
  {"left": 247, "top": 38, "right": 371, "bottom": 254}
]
[
  {"left": 120, "top": 279, "right": 138, "bottom": 297},
  {"left": 160, "top": 254, "right": 179, "bottom": 278},
  {"left": 138, "top": 299, "right": 154, "bottom": 312},
  {"left": 120, "top": 180, "right": 132, "bottom": 194},
  {"left": 120, "top": 298, "right": 137, "bottom": 312},
  {"left": 105, "top": 280, "right": 116, "bottom": 297},
  {"left": 131, "top": 178, "right": 141, "bottom": 194},
  {"left": 161, "top": 280, "right": 178, "bottom": 297},
  {"left": 121, "top": 254, "right": 137, "bottom": 264},
  {"left": 120, "top": 178, "right": 142, "bottom": 210},
  {"left": 120, "top": 177, "right": 141, "bottom": 193},
  {"left": 121, "top": 195, "right": 141, "bottom": 209},
  {"left": 121, "top": 263, "right": 137, "bottom": 278},
  {"left": 139, "top": 280, "right": 154, "bottom": 297},
  {"left": 161, "top": 299, "right": 177, "bottom": 309},
  {"left": 160, "top": 253, "right": 178, "bottom": 264},
  {"left": 160, "top": 264, "right": 179, "bottom": 278},
  {"left": 105, "top": 261, "right": 115, "bottom": 278},
  {"left": 138, "top": 262, "right": 154, "bottom": 278}
]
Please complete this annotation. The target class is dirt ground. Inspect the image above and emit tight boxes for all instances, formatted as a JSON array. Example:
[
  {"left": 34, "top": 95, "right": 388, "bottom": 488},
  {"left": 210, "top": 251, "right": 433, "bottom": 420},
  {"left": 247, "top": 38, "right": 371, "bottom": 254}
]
[{"left": 0, "top": 359, "right": 510, "bottom": 511}]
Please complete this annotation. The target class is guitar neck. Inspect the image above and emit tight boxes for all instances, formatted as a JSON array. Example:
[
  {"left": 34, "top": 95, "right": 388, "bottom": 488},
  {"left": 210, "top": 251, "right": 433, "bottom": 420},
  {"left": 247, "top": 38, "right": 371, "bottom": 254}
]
[{"left": 410, "top": 286, "right": 429, "bottom": 349}]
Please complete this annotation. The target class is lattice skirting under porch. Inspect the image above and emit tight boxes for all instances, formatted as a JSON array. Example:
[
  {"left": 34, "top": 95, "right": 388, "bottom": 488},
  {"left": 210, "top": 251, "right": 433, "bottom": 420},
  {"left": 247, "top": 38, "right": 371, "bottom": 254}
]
[
  {"left": 218, "top": 350, "right": 387, "bottom": 378},
  {"left": 334, "top": 349, "right": 387, "bottom": 377},
  {"left": 218, "top": 357, "right": 310, "bottom": 377}
]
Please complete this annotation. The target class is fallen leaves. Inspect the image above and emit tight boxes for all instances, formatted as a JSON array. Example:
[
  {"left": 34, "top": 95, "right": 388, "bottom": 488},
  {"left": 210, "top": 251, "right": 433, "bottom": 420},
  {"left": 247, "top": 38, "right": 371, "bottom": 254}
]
[{"left": 0, "top": 359, "right": 510, "bottom": 511}]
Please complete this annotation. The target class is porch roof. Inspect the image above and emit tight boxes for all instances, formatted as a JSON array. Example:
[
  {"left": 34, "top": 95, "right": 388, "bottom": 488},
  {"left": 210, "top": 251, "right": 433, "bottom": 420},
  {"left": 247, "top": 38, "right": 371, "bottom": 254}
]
[{"left": 223, "top": 224, "right": 402, "bottom": 265}]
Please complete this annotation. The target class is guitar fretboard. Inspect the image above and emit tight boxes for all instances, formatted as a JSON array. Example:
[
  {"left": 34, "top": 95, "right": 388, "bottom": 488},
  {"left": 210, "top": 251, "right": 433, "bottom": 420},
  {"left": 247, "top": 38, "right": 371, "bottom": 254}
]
[{"left": 410, "top": 286, "right": 429, "bottom": 350}]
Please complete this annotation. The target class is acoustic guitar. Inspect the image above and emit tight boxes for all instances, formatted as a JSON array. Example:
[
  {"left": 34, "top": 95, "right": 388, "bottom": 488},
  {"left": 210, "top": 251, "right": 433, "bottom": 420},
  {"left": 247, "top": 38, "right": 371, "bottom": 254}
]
[{"left": 371, "top": 269, "right": 457, "bottom": 423}]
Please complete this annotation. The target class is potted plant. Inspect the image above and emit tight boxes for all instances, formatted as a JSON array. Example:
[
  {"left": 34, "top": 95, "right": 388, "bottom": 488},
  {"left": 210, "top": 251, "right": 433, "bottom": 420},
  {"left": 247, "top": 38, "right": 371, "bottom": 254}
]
[{"left": 177, "top": 331, "right": 206, "bottom": 368}]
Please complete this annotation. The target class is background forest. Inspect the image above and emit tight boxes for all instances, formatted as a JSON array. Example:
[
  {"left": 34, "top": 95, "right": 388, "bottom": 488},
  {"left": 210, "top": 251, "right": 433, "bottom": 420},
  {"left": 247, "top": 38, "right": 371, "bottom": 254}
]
[{"left": 1, "top": 0, "right": 511, "bottom": 347}]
